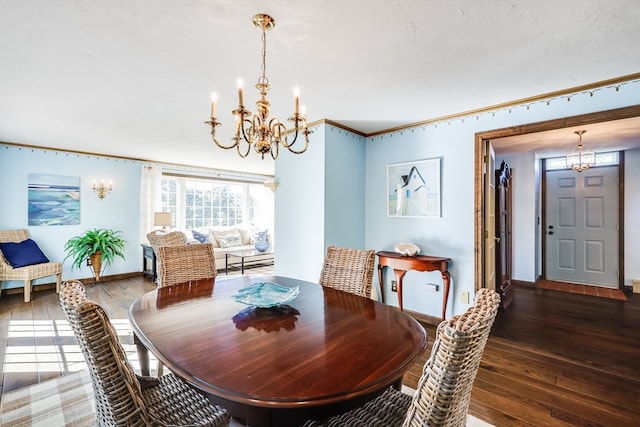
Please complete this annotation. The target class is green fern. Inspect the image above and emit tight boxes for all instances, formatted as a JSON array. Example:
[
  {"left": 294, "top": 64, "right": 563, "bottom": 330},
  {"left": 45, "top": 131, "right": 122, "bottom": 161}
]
[{"left": 64, "top": 228, "right": 126, "bottom": 270}]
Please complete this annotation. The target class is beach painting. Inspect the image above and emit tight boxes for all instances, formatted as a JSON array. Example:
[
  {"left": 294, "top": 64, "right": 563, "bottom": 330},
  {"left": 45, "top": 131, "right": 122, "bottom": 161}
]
[{"left": 28, "top": 174, "right": 80, "bottom": 225}]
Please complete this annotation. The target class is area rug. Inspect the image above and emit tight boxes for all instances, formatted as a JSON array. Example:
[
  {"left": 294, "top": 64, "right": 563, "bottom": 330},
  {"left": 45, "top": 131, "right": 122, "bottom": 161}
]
[{"left": 1, "top": 371, "right": 494, "bottom": 426}]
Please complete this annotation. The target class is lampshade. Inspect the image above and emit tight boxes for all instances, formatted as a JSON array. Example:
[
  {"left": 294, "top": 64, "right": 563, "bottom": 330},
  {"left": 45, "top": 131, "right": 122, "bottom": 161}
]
[{"left": 154, "top": 212, "right": 174, "bottom": 229}]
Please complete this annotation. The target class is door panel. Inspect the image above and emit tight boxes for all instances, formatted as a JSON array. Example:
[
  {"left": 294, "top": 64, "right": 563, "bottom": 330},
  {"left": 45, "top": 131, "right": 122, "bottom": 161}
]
[
  {"left": 545, "top": 166, "right": 618, "bottom": 287},
  {"left": 484, "top": 142, "right": 496, "bottom": 291}
]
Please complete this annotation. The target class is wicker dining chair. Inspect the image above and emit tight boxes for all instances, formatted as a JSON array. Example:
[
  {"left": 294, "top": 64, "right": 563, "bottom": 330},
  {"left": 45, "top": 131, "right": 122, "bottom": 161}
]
[
  {"left": 146, "top": 231, "right": 188, "bottom": 284},
  {"left": 59, "top": 280, "right": 230, "bottom": 427},
  {"left": 318, "top": 246, "right": 376, "bottom": 298},
  {"left": 0, "top": 229, "right": 62, "bottom": 302},
  {"left": 302, "top": 288, "right": 501, "bottom": 427},
  {"left": 154, "top": 243, "right": 217, "bottom": 376},
  {"left": 157, "top": 243, "right": 217, "bottom": 288}
]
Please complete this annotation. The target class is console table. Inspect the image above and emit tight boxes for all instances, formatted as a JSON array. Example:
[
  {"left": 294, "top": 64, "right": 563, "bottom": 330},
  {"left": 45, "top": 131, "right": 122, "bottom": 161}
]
[{"left": 376, "top": 251, "right": 451, "bottom": 320}]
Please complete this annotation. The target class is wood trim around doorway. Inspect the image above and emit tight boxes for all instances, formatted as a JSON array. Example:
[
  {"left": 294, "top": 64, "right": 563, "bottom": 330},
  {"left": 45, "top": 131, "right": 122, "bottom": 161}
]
[{"left": 474, "top": 104, "right": 640, "bottom": 291}]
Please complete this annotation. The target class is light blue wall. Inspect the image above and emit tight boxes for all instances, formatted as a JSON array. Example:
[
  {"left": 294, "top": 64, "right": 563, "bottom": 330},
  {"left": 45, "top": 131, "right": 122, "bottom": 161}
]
[
  {"left": 366, "top": 80, "right": 640, "bottom": 318},
  {"left": 0, "top": 145, "right": 142, "bottom": 288},
  {"left": 274, "top": 124, "right": 367, "bottom": 283},
  {"left": 274, "top": 125, "right": 327, "bottom": 282},
  {"left": 324, "top": 126, "right": 367, "bottom": 250}
]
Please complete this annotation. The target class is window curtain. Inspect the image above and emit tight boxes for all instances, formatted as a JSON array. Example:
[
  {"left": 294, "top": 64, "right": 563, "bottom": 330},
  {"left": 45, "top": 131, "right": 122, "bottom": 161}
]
[{"left": 139, "top": 165, "right": 162, "bottom": 243}]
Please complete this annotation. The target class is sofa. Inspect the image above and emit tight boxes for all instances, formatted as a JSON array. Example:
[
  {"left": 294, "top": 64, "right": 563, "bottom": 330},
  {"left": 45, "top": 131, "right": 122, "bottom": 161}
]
[{"left": 188, "top": 226, "right": 272, "bottom": 269}]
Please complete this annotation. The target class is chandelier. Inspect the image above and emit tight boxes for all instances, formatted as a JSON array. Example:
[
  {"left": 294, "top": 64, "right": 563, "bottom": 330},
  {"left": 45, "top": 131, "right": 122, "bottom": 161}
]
[
  {"left": 205, "top": 13, "right": 312, "bottom": 160},
  {"left": 566, "top": 130, "right": 595, "bottom": 172}
]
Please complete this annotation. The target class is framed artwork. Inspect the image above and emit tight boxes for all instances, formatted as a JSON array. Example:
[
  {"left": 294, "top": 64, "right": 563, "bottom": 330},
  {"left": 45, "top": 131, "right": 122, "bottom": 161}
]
[
  {"left": 28, "top": 173, "right": 80, "bottom": 225},
  {"left": 387, "top": 158, "right": 441, "bottom": 217}
]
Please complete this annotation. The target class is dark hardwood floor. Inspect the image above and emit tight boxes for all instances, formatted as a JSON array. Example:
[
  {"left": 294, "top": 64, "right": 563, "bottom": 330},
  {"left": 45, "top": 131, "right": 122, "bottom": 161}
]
[{"left": 1, "top": 277, "right": 638, "bottom": 426}]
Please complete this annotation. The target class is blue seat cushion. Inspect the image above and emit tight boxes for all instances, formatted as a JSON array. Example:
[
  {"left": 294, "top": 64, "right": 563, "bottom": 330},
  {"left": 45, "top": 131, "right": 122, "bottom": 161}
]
[{"left": 0, "top": 239, "right": 50, "bottom": 268}]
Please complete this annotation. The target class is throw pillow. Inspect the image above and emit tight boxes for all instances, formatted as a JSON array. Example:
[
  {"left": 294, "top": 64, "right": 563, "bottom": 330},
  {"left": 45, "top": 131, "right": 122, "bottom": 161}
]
[
  {"left": 217, "top": 234, "right": 243, "bottom": 248},
  {"left": 212, "top": 228, "right": 241, "bottom": 247},
  {"left": 191, "top": 230, "right": 210, "bottom": 244},
  {"left": 0, "top": 239, "right": 50, "bottom": 268}
]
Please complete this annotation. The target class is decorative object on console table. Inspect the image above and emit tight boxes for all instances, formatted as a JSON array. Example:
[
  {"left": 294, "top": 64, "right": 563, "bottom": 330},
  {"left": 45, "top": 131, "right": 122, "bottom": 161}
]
[
  {"left": 376, "top": 251, "right": 451, "bottom": 320},
  {"left": 393, "top": 242, "right": 420, "bottom": 256},
  {"left": 254, "top": 229, "right": 270, "bottom": 252},
  {"left": 64, "top": 228, "right": 126, "bottom": 281}
]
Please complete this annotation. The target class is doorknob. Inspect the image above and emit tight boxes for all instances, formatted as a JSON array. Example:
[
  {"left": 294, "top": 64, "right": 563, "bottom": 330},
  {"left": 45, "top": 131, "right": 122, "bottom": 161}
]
[
  {"left": 548, "top": 225, "right": 554, "bottom": 230},
  {"left": 548, "top": 231, "right": 554, "bottom": 235},
  {"left": 494, "top": 237, "right": 500, "bottom": 242}
]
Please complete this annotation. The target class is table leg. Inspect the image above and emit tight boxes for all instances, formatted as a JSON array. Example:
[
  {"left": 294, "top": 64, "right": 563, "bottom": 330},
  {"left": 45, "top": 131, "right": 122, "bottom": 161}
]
[
  {"left": 441, "top": 271, "right": 451, "bottom": 320},
  {"left": 134, "top": 333, "right": 150, "bottom": 377},
  {"left": 393, "top": 269, "right": 407, "bottom": 311},
  {"left": 241, "top": 257, "right": 245, "bottom": 274},
  {"left": 377, "top": 264, "right": 385, "bottom": 303},
  {"left": 225, "top": 254, "right": 229, "bottom": 275}
]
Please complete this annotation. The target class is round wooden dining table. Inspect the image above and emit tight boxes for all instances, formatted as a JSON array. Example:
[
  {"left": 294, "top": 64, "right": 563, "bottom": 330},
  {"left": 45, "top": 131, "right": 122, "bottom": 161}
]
[{"left": 129, "top": 275, "right": 427, "bottom": 427}]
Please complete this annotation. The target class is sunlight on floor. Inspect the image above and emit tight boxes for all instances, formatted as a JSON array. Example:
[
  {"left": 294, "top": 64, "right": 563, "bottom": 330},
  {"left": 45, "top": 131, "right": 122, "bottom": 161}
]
[{"left": 3, "top": 318, "right": 157, "bottom": 374}]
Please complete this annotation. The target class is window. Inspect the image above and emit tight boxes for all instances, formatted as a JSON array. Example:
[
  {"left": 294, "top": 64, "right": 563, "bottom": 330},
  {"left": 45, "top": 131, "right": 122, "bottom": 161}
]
[
  {"left": 546, "top": 151, "right": 619, "bottom": 170},
  {"left": 161, "top": 175, "right": 273, "bottom": 233}
]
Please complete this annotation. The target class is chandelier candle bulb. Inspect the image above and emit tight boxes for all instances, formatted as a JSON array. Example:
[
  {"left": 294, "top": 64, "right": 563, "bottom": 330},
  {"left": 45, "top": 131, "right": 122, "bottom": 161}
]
[
  {"left": 210, "top": 92, "right": 217, "bottom": 118},
  {"left": 294, "top": 87, "right": 300, "bottom": 115},
  {"left": 237, "top": 79, "right": 244, "bottom": 106}
]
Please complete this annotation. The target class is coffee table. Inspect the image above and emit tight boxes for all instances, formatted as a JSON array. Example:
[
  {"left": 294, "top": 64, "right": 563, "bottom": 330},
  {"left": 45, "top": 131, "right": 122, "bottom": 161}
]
[{"left": 225, "top": 248, "right": 274, "bottom": 274}]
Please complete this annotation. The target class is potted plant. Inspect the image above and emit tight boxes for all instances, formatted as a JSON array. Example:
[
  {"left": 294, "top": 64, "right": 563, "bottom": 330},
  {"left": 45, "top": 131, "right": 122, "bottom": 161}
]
[{"left": 64, "top": 228, "right": 126, "bottom": 281}]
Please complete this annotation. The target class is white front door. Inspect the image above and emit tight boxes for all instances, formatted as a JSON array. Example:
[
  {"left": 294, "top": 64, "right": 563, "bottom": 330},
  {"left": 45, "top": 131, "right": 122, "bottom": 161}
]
[{"left": 545, "top": 166, "right": 618, "bottom": 287}]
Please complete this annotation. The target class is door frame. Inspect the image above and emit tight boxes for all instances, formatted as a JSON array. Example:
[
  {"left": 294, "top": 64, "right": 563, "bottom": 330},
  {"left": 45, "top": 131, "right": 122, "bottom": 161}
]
[{"left": 474, "top": 105, "right": 640, "bottom": 291}]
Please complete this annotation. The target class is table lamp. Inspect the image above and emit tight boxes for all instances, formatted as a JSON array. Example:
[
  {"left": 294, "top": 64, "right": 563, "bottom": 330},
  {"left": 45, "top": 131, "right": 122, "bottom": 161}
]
[{"left": 154, "top": 212, "right": 174, "bottom": 231}]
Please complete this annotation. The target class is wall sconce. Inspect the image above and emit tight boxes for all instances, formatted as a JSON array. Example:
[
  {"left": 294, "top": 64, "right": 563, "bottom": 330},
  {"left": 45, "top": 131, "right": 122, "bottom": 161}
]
[
  {"left": 154, "top": 212, "right": 174, "bottom": 231},
  {"left": 92, "top": 179, "right": 113, "bottom": 200}
]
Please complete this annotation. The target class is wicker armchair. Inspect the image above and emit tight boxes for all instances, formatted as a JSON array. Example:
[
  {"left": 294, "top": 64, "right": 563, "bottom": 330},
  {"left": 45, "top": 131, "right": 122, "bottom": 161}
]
[
  {"left": 0, "top": 229, "right": 62, "bottom": 302},
  {"left": 59, "top": 280, "right": 230, "bottom": 427},
  {"left": 158, "top": 243, "right": 217, "bottom": 288},
  {"left": 318, "top": 246, "right": 376, "bottom": 298},
  {"left": 302, "top": 288, "right": 500, "bottom": 427},
  {"left": 146, "top": 231, "right": 187, "bottom": 284}
]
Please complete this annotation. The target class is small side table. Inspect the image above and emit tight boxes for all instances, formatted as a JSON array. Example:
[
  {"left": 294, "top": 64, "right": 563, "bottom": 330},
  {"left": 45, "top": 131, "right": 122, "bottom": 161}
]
[
  {"left": 376, "top": 251, "right": 451, "bottom": 320},
  {"left": 141, "top": 244, "right": 156, "bottom": 282}
]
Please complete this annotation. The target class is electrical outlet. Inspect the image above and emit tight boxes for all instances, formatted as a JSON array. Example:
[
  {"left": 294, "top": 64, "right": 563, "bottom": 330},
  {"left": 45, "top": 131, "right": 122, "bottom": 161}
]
[
  {"left": 461, "top": 291, "right": 470, "bottom": 304},
  {"left": 391, "top": 280, "right": 397, "bottom": 292},
  {"left": 425, "top": 283, "right": 438, "bottom": 292}
]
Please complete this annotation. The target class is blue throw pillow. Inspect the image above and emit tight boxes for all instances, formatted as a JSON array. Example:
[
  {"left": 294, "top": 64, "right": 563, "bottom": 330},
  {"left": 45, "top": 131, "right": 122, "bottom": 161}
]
[
  {"left": 0, "top": 239, "right": 50, "bottom": 268},
  {"left": 191, "top": 230, "right": 210, "bottom": 243}
]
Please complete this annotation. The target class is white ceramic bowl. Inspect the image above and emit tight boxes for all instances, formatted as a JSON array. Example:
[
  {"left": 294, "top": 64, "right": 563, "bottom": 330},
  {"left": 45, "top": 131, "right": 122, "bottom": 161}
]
[{"left": 393, "top": 242, "right": 420, "bottom": 256}]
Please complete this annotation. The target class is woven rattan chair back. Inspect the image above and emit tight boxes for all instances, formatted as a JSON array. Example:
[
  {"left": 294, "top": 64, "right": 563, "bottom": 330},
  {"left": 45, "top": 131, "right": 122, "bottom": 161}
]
[
  {"left": 158, "top": 243, "right": 217, "bottom": 288},
  {"left": 59, "top": 280, "right": 151, "bottom": 426},
  {"left": 59, "top": 279, "right": 230, "bottom": 426},
  {"left": 146, "top": 231, "right": 188, "bottom": 285},
  {"left": 300, "top": 288, "right": 500, "bottom": 427},
  {"left": 318, "top": 246, "right": 376, "bottom": 298},
  {"left": 0, "top": 228, "right": 62, "bottom": 302},
  {"left": 403, "top": 288, "right": 500, "bottom": 427}
]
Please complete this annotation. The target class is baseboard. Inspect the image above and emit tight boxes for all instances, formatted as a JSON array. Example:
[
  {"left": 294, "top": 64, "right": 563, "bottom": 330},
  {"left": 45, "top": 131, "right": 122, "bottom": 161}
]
[
  {"left": 2, "top": 272, "right": 144, "bottom": 295},
  {"left": 404, "top": 308, "right": 441, "bottom": 326},
  {"left": 512, "top": 279, "right": 536, "bottom": 288}
]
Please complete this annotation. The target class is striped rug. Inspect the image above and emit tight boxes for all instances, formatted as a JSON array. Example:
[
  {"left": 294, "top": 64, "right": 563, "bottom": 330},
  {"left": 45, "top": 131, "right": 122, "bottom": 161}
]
[{"left": 1, "top": 370, "right": 493, "bottom": 427}]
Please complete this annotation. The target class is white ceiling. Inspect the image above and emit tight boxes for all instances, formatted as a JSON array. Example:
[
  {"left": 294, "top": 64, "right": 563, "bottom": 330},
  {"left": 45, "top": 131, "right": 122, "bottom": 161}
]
[{"left": 1, "top": 0, "right": 639, "bottom": 175}]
